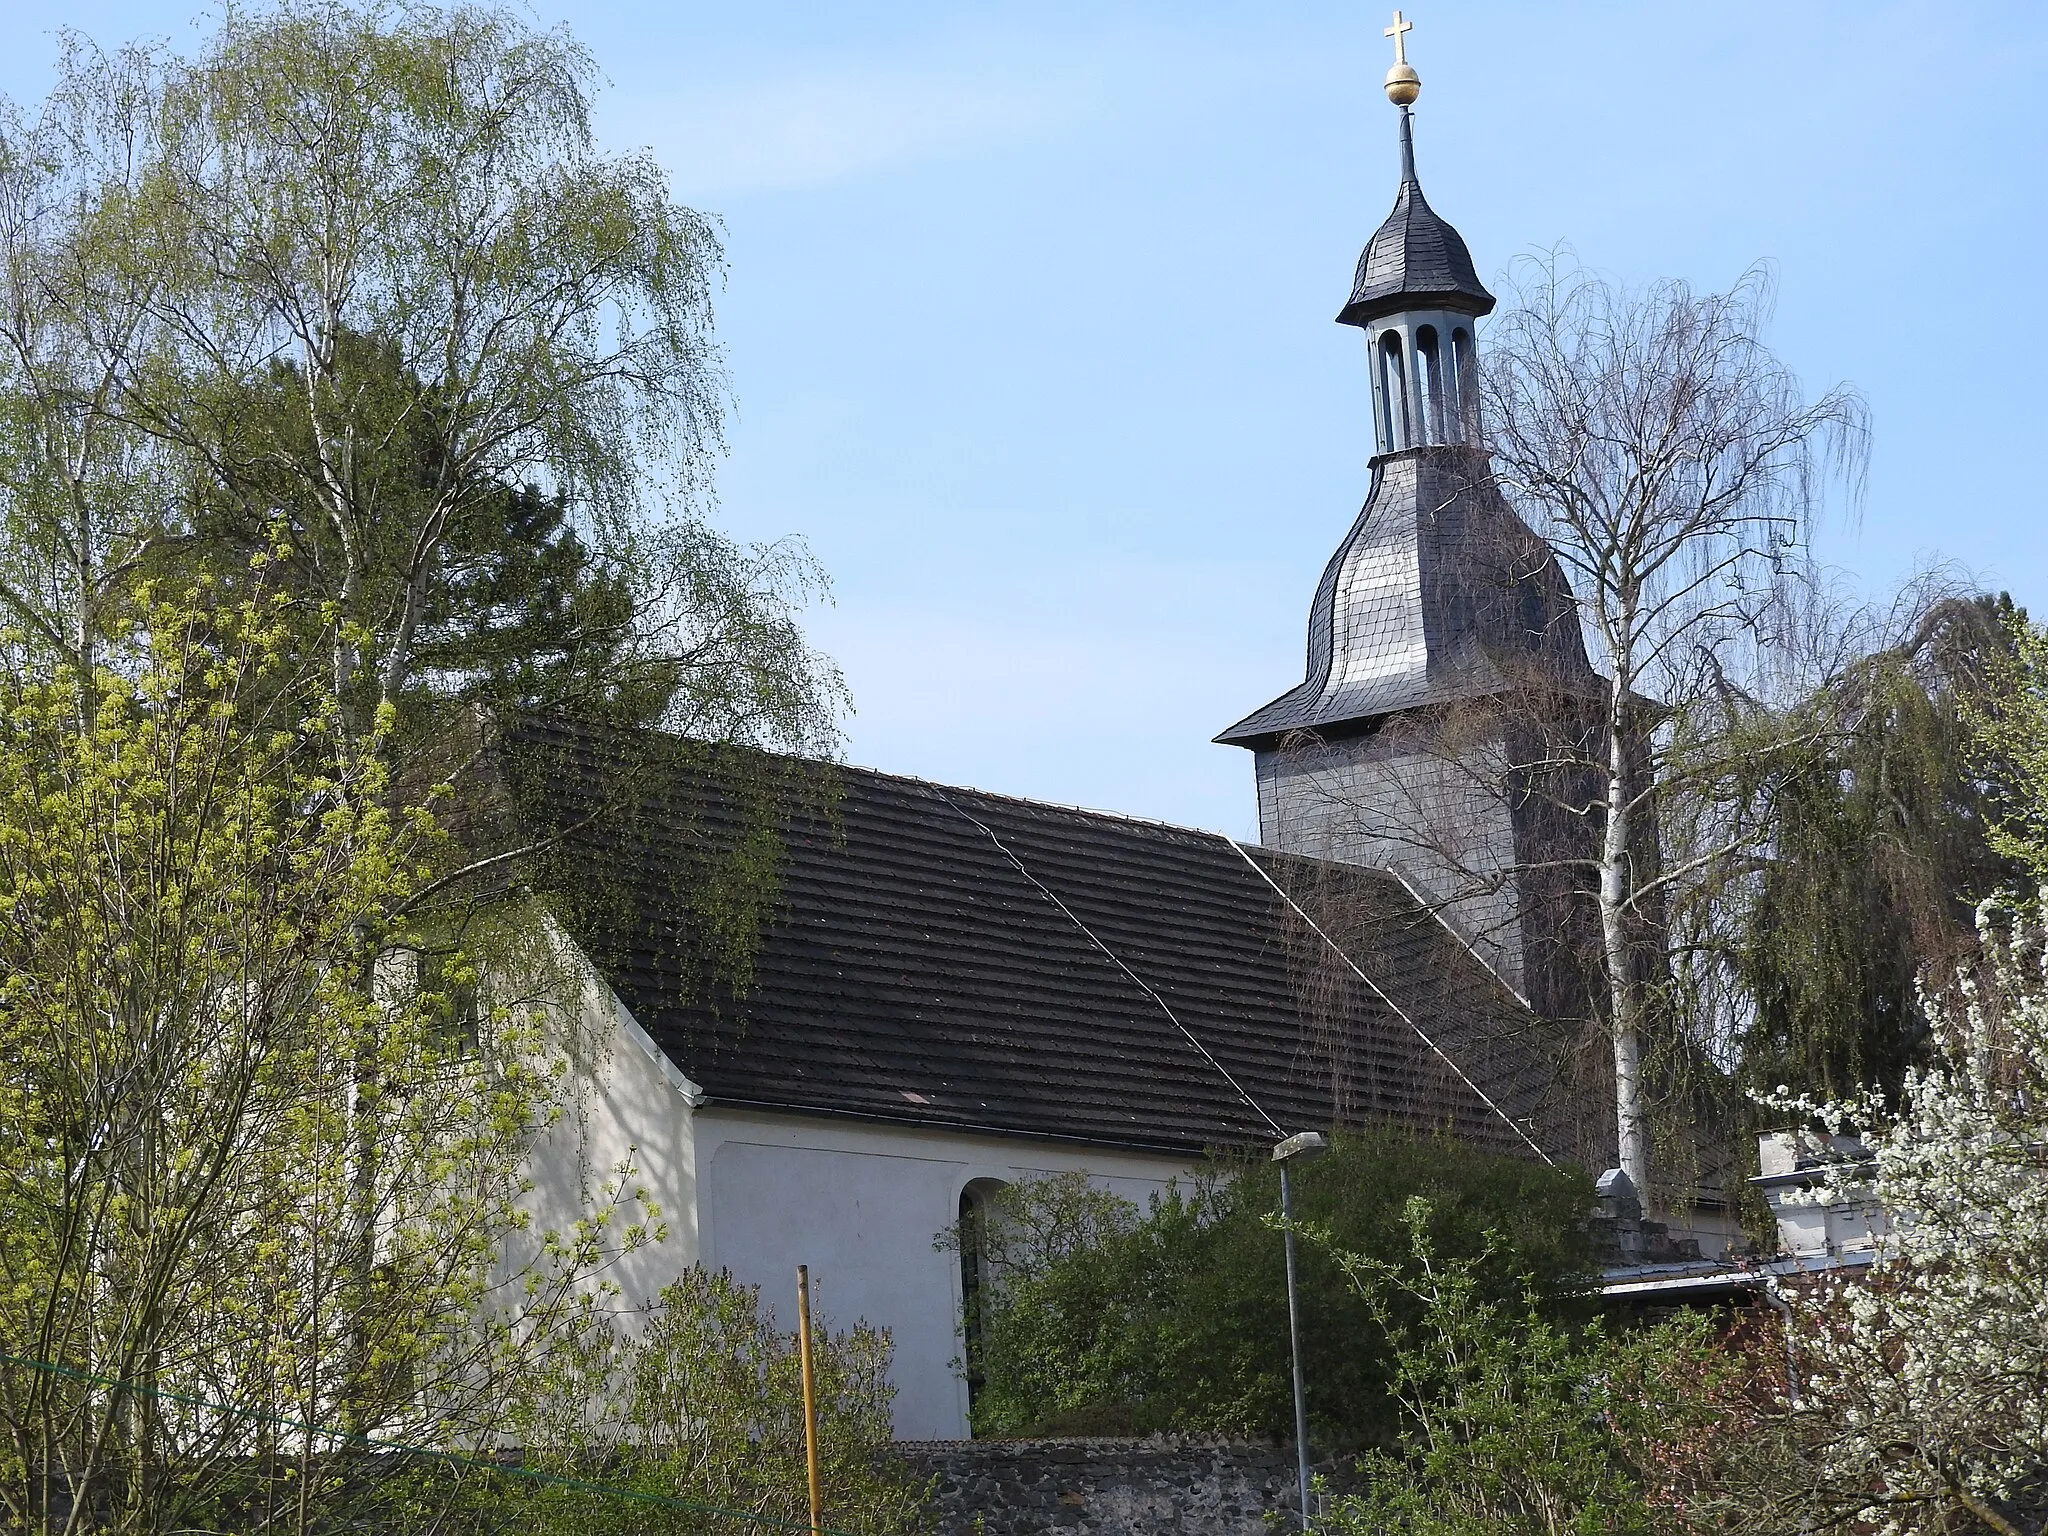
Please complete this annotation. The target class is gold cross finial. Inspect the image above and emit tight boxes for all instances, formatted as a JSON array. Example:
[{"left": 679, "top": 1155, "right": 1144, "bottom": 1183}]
[
  {"left": 1385, "top": 10, "right": 1413, "bottom": 66},
  {"left": 1382, "top": 10, "right": 1420, "bottom": 106}
]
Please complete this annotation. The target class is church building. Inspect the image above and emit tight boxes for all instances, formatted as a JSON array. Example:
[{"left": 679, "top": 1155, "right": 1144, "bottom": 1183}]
[{"left": 512, "top": 23, "right": 1726, "bottom": 1441}]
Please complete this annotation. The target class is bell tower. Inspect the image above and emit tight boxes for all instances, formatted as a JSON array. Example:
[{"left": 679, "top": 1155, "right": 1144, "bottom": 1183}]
[{"left": 1217, "top": 13, "right": 1600, "bottom": 1023}]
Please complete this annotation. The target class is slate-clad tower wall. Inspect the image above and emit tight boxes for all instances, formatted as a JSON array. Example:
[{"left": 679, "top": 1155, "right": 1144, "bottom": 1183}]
[{"left": 1219, "top": 87, "right": 1603, "bottom": 1027}]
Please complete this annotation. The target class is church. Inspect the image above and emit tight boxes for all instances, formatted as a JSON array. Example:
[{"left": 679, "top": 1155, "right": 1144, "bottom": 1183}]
[{"left": 510, "top": 25, "right": 1736, "bottom": 1441}]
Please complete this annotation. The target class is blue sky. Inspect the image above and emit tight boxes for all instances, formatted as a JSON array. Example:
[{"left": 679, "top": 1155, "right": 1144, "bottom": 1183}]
[{"left": 5, "top": 3, "right": 2045, "bottom": 838}]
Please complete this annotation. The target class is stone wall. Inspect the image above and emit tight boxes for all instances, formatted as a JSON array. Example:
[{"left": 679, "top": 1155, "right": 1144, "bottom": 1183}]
[
  {"left": 1253, "top": 731, "right": 1525, "bottom": 991},
  {"left": 896, "top": 1437, "right": 1343, "bottom": 1536}
]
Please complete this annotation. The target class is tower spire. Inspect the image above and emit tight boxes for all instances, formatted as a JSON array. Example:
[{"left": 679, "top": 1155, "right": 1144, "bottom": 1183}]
[
  {"left": 1336, "top": 9, "right": 1492, "bottom": 331},
  {"left": 1383, "top": 11, "right": 1421, "bottom": 182},
  {"left": 1220, "top": 6, "right": 1604, "bottom": 1041}
]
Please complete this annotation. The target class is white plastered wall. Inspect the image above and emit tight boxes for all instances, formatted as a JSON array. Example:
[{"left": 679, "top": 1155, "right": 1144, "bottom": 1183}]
[
  {"left": 516, "top": 935, "right": 708, "bottom": 1324},
  {"left": 693, "top": 1108, "right": 1194, "bottom": 1440}
]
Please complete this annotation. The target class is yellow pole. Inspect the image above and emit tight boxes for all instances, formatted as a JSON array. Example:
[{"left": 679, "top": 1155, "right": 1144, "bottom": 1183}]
[{"left": 797, "top": 1265, "right": 824, "bottom": 1536}]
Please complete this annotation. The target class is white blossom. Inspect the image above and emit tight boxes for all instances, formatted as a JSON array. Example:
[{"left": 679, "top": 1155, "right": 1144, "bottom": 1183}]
[{"left": 1756, "top": 892, "right": 2048, "bottom": 1536}]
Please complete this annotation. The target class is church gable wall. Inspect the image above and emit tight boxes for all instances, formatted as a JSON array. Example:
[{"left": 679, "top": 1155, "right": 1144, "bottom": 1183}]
[
  {"left": 522, "top": 958, "right": 1199, "bottom": 1443},
  {"left": 517, "top": 952, "right": 707, "bottom": 1322}
]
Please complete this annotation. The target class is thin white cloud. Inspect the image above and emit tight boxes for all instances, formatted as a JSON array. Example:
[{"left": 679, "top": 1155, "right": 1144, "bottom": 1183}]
[
  {"left": 639, "top": 67, "right": 1061, "bottom": 195},
  {"left": 607, "top": 25, "right": 1318, "bottom": 198}
]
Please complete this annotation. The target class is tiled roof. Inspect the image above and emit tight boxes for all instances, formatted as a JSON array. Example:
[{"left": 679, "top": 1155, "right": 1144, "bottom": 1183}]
[
  {"left": 500, "top": 715, "right": 1590, "bottom": 1163},
  {"left": 1336, "top": 120, "right": 1494, "bottom": 328},
  {"left": 1216, "top": 446, "right": 1596, "bottom": 747}
]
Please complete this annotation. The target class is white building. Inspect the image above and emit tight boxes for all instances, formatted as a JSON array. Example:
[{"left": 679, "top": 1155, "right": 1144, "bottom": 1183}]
[{"left": 507, "top": 727, "right": 1595, "bottom": 1440}]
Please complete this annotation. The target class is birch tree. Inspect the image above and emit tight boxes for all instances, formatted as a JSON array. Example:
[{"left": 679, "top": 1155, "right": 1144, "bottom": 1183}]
[
  {"left": 0, "top": 37, "right": 179, "bottom": 692},
  {"left": 1475, "top": 258, "right": 1866, "bottom": 1193},
  {"left": 0, "top": 1, "right": 844, "bottom": 1117},
  {"left": 0, "top": 2, "right": 841, "bottom": 760}
]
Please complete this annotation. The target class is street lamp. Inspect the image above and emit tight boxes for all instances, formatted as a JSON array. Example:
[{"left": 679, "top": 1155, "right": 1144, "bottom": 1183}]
[{"left": 1273, "top": 1129, "right": 1328, "bottom": 1530}]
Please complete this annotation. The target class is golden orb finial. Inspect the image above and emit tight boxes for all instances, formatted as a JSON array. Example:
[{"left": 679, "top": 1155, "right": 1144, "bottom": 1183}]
[{"left": 1383, "top": 10, "right": 1420, "bottom": 106}]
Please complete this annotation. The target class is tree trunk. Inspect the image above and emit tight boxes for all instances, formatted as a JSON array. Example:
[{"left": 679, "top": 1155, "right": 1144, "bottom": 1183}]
[{"left": 1601, "top": 703, "right": 1650, "bottom": 1196}]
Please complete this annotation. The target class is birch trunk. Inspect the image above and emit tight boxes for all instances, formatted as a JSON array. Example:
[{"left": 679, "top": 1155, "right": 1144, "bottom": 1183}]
[{"left": 1599, "top": 700, "right": 1649, "bottom": 1194}]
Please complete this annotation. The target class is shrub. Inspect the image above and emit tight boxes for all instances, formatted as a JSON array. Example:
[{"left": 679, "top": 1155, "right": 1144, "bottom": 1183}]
[
  {"left": 948, "top": 1128, "right": 1595, "bottom": 1446},
  {"left": 505, "top": 1267, "right": 929, "bottom": 1536},
  {"left": 1318, "top": 1199, "right": 1726, "bottom": 1536}
]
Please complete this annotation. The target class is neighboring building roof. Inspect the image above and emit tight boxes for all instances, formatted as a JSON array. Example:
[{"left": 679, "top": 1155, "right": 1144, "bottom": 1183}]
[
  {"left": 1336, "top": 115, "right": 1495, "bottom": 328},
  {"left": 1599, "top": 1250, "right": 1879, "bottom": 1305},
  {"left": 499, "top": 715, "right": 1590, "bottom": 1163},
  {"left": 1216, "top": 446, "right": 1596, "bottom": 748}
]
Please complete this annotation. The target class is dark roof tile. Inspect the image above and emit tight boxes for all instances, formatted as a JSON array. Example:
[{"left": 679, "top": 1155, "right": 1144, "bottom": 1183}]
[
  {"left": 1336, "top": 125, "right": 1494, "bottom": 327},
  {"left": 1216, "top": 447, "right": 1597, "bottom": 746},
  {"left": 501, "top": 716, "right": 1590, "bottom": 1163}
]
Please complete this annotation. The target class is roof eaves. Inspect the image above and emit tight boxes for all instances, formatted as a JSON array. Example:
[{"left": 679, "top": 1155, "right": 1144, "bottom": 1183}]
[{"left": 696, "top": 1094, "right": 1232, "bottom": 1158}]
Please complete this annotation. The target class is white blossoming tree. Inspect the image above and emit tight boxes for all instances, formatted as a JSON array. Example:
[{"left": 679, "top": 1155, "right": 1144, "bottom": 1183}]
[{"left": 1756, "top": 894, "right": 2048, "bottom": 1536}]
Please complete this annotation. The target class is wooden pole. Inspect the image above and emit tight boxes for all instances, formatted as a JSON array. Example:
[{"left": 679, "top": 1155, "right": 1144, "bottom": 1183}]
[{"left": 796, "top": 1265, "right": 824, "bottom": 1536}]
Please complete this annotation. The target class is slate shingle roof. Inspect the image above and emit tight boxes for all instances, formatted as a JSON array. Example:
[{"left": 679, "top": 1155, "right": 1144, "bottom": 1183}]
[
  {"left": 501, "top": 716, "right": 1585, "bottom": 1163},
  {"left": 1216, "top": 447, "right": 1596, "bottom": 747},
  {"left": 1336, "top": 120, "right": 1494, "bottom": 328}
]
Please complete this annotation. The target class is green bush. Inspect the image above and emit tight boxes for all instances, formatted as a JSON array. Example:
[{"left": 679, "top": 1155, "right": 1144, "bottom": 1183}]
[
  {"left": 949, "top": 1129, "right": 1595, "bottom": 1447},
  {"left": 503, "top": 1267, "right": 930, "bottom": 1536},
  {"left": 1319, "top": 1198, "right": 1723, "bottom": 1536}
]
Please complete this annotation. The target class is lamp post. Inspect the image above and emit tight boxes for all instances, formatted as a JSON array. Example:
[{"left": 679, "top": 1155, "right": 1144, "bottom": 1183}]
[{"left": 1273, "top": 1130, "right": 1328, "bottom": 1530}]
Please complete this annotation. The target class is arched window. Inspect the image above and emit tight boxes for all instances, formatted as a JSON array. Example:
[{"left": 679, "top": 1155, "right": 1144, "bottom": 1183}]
[
  {"left": 1370, "top": 337, "right": 1395, "bottom": 452},
  {"left": 1452, "top": 328, "right": 1476, "bottom": 438},
  {"left": 957, "top": 1178, "right": 1010, "bottom": 1423},
  {"left": 1416, "top": 325, "right": 1444, "bottom": 444},
  {"left": 1378, "top": 331, "right": 1410, "bottom": 451}
]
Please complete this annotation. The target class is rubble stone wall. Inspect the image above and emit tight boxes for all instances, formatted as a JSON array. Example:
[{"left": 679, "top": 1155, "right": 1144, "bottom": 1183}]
[{"left": 896, "top": 1437, "right": 1343, "bottom": 1536}]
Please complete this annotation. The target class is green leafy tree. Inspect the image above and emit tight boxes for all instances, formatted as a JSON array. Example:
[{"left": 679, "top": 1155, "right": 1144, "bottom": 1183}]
[
  {"left": 0, "top": 590, "right": 664, "bottom": 1534},
  {"left": 946, "top": 1131, "right": 1593, "bottom": 1447},
  {"left": 0, "top": 25, "right": 857, "bottom": 1526},
  {"left": 0, "top": 1, "right": 846, "bottom": 1021},
  {"left": 1317, "top": 1200, "right": 1727, "bottom": 1536},
  {"left": 1731, "top": 593, "right": 2023, "bottom": 1102},
  {"left": 0, "top": 17, "right": 845, "bottom": 1464},
  {"left": 147, "top": 329, "right": 837, "bottom": 746},
  {"left": 155, "top": 333, "right": 636, "bottom": 725},
  {"left": 0, "top": 2, "right": 842, "bottom": 758},
  {"left": 1969, "top": 600, "right": 2048, "bottom": 883}
]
